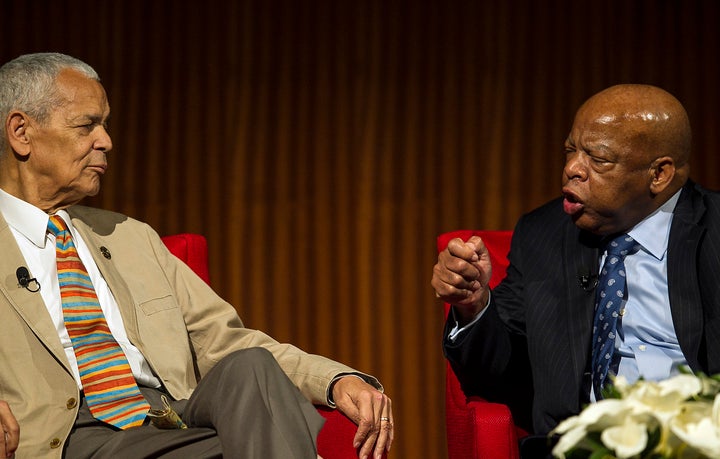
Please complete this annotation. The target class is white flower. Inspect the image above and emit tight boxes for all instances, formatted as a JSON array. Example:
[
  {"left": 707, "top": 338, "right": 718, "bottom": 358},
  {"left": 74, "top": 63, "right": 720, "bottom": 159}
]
[
  {"left": 659, "top": 374, "right": 705, "bottom": 397},
  {"left": 551, "top": 424, "right": 588, "bottom": 459},
  {"left": 553, "top": 399, "right": 632, "bottom": 435},
  {"left": 601, "top": 418, "right": 649, "bottom": 458},
  {"left": 617, "top": 374, "right": 703, "bottom": 424},
  {"left": 670, "top": 394, "right": 720, "bottom": 457},
  {"left": 551, "top": 399, "right": 635, "bottom": 457},
  {"left": 553, "top": 372, "right": 720, "bottom": 458}
]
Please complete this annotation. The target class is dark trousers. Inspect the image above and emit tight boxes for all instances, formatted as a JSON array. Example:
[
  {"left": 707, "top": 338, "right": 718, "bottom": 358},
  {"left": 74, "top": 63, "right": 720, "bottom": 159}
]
[{"left": 63, "top": 348, "right": 325, "bottom": 458}]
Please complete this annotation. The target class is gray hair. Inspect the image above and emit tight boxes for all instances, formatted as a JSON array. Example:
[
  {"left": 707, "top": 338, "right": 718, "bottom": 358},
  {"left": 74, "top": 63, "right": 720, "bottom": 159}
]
[{"left": 0, "top": 53, "right": 100, "bottom": 151}]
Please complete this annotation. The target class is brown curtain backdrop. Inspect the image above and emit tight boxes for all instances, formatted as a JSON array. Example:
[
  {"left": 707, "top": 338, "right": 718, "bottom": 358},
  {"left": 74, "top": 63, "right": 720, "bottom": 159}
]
[{"left": 3, "top": 1, "right": 720, "bottom": 457}]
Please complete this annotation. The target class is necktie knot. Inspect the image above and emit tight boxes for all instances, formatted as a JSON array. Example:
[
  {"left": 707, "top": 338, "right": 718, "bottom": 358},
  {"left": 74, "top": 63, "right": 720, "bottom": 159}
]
[
  {"left": 47, "top": 214, "right": 68, "bottom": 238},
  {"left": 605, "top": 234, "right": 640, "bottom": 258}
]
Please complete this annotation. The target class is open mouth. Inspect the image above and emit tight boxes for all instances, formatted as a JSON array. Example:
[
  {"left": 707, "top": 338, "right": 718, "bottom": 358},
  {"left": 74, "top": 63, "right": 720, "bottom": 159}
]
[{"left": 562, "top": 191, "right": 584, "bottom": 216}]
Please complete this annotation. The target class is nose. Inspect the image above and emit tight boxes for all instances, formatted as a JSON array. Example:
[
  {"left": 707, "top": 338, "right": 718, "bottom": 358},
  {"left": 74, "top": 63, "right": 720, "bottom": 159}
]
[
  {"left": 563, "top": 151, "right": 587, "bottom": 181},
  {"left": 95, "top": 126, "right": 113, "bottom": 153}
]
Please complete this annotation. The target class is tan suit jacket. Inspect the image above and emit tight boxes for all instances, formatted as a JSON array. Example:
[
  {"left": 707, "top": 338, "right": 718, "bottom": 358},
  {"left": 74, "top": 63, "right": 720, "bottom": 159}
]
[{"left": 0, "top": 205, "right": 377, "bottom": 458}]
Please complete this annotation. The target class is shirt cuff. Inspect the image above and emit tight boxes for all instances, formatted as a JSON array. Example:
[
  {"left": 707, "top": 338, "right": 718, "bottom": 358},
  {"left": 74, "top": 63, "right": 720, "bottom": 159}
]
[{"left": 447, "top": 290, "right": 491, "bottom": 342}]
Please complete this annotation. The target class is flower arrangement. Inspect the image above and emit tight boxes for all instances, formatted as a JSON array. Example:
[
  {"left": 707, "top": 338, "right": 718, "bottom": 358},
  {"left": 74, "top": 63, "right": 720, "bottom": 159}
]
[{"left": 551, "top": 371, "right": 720, "bottom": 459}]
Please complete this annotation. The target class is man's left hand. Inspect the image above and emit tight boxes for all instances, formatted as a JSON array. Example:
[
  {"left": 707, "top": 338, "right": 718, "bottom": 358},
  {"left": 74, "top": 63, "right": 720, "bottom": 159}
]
[{"left": 332, "top": 376, "right": 393, "bottom": 459}]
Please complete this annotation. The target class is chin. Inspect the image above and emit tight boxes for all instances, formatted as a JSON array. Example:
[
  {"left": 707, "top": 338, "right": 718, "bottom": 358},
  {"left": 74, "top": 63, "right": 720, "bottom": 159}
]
[
  {"left": 571, "top": 215, "right": 604, "bottom": 236},
  {"left": 84, "top": 179, "right": 102, "bottom": 197}
]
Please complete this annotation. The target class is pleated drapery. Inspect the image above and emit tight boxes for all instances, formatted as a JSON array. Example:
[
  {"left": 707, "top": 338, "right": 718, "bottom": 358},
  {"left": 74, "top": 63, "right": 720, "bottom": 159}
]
[{"left": 3, "top": 1, "right": 720, "bottom": 457}]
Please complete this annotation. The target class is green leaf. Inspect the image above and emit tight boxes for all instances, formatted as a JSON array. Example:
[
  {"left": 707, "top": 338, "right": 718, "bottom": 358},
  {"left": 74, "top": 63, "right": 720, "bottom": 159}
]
[
  {"left": 643, "top": 425, "right": 661, "bottom": 453},
  {"left": 601, "top": 384, "right": 622, "bottom": 399}
]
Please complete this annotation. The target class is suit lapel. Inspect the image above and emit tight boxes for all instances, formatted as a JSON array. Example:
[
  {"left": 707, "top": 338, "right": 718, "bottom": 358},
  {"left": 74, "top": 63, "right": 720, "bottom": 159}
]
[
  {"left": 69, "top": 215, "right": 141, "bottom": 344},
  {"left": 562, "top": 222, "right": 601, "bottom": 384},
  {"left": 0, "top": 218, "right": 69, "bottom": 369}
]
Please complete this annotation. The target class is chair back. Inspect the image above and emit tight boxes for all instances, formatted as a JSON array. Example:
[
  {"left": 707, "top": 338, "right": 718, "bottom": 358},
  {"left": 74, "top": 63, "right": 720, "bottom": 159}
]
[{"left": 161, "top": 233, "right": 211, "bottom": 284}]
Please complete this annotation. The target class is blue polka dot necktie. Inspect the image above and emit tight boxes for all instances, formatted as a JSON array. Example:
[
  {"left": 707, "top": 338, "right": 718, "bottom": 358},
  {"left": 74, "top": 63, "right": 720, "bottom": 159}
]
[{"left": 591, "top": 234, "right": 640, "bottom": 399}]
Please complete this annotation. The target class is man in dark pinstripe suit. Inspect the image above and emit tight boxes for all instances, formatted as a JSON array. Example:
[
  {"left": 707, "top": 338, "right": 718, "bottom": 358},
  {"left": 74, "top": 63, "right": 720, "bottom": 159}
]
[{"left": 432, "top": 84, "right": 720, "bottom": 456}]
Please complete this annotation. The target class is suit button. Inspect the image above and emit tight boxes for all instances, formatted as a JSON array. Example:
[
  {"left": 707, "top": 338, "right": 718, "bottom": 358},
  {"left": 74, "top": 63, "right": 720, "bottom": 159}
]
[
  {"left": 50, "top": 438, "right": 62, "bottom": 448},
  {"left": 66, "top": 398, "right": 77, "bottom": 409}
]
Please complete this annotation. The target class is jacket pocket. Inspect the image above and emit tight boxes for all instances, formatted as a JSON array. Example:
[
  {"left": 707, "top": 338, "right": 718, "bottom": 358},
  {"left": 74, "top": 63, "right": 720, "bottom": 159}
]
[{"left": 139, "top": 295, "right": 179, "bottom": 315}]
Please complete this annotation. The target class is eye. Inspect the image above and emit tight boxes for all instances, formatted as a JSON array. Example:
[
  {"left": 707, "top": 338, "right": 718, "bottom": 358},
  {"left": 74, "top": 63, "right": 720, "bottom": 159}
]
[
  {"left": 76, "top": 120, "right": 107, "bottom": 135},
  {"left": 587, "top": 153, "right": 615, "bottom": 169}
]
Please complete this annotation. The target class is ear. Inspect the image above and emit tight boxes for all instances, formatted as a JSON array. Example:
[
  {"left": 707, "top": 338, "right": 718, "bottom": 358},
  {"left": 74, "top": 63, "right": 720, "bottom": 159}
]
[
  {"left": 6, "top": 111, "right": 32, "bottom": 157},
  {"left": 648, "top": 156, "right": 676, "bottom": 195}
]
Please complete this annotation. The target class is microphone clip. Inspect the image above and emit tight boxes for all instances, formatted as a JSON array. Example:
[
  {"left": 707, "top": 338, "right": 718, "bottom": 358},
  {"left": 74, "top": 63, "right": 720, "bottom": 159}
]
[
  {"left": 16, "top": 266, "right": 41, "bottom": 293},
  {"left": 577, "top": 268, "right": 598, "bottom": 292}
]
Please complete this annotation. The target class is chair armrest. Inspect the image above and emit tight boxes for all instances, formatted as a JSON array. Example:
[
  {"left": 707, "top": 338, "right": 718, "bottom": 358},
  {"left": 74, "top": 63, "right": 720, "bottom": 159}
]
[
  {"left": 466, "top": 397, "right": 523, "bottom": 459},
  {"left": 446, "top": 360, "right": 524, "bottom": 459}
]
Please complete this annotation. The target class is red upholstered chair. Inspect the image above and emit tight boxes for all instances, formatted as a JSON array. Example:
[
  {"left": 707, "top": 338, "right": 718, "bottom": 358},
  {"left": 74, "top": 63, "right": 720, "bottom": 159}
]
[
  {"left": 437, "top": 230, "right": 527, "bottom": 459},
  {"left": 162, "top": 233, "right": 367, "bottom": 459}
]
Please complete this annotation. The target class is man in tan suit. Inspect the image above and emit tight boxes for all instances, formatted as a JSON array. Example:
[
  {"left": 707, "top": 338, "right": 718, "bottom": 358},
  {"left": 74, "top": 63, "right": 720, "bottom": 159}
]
[{"left": 0, "top": 53, "right": 393, "bottom": 459}]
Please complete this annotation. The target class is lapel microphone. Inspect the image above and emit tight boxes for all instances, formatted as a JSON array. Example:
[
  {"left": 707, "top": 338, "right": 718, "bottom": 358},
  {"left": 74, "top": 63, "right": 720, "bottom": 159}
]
[
  {"left": 577, "top": 267, "right": 598, "bottom": 291},
  {"left": 16, "top": 266, "right": 41, "bottom": 292}
]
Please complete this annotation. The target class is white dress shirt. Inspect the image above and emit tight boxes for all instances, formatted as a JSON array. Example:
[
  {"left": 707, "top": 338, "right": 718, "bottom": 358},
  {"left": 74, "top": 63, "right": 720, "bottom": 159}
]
[
  {"left": 617, "top": 190, "right": 685, "bottom": 383},
  {"left": 0, "top": 188, "right": 161, "bottom": 389}
]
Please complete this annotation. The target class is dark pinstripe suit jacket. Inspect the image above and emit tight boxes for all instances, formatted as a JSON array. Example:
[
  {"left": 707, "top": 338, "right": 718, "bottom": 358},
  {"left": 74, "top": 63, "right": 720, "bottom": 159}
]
[{"left": 444, "top": 180, "right": 720, "bottom": 435}]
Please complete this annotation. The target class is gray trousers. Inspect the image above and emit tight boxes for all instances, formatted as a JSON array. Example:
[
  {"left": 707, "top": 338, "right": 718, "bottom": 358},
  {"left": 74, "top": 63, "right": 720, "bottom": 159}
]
[{"left": 63, "top": 348, "right": 325, "bottom": 458}]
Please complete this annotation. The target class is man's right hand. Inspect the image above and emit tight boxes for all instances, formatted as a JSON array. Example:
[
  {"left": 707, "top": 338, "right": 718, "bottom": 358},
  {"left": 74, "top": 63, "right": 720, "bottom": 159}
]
[
  {"left": 0, "top": 400, "right": 18, "bottom": 458},
  {"left": 431, "top": 235, "right": 493, "bottom": 325}
]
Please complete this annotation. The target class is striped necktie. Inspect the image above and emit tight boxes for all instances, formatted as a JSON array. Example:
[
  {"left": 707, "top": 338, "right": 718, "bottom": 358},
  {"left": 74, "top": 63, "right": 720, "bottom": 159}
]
[{"left": 48, "top": 215, "right": 149, "bottom": 429}]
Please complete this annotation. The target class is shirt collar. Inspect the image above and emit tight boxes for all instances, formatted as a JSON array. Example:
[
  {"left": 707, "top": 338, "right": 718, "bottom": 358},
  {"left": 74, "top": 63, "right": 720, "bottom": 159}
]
[
  {"left": 0, "top": 188, "right": 73, "bottom": 248},
  {"left": 626, "top": 190, "right": 681, "bottom": 261}
]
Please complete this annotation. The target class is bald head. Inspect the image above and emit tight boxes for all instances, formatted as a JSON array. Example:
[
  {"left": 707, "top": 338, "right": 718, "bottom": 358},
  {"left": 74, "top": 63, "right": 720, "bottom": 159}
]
[{"left": 578, "top": 84, "right": 692, "bottom": 174}]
